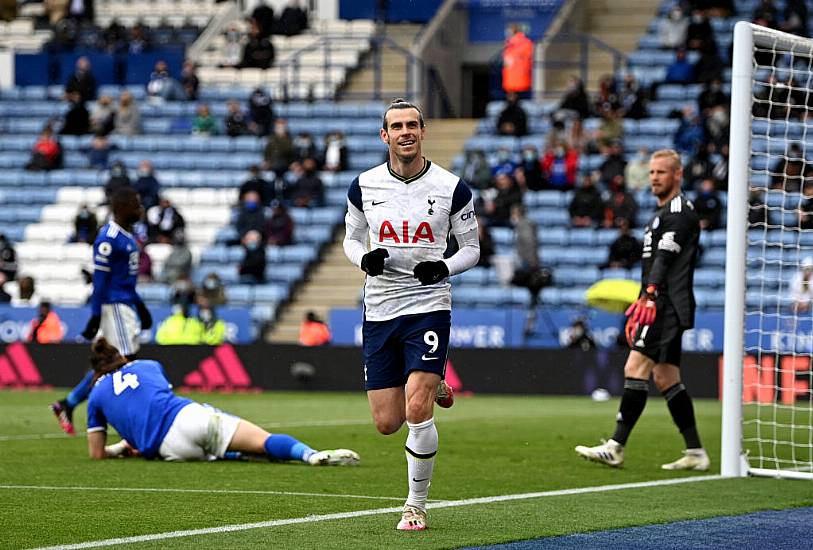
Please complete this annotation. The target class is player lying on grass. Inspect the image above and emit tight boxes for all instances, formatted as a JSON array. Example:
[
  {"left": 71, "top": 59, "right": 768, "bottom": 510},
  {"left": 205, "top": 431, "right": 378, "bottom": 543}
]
[{"left": 85, "top": 337, "right": 359, "bottom": 465}]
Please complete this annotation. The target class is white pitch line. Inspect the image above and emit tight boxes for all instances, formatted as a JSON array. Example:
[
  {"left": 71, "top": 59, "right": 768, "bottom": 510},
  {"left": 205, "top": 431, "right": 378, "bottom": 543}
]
[
  {"left": 0, "top": 433, "right": 86, "bottom": 442},
  {"left": 0, "top": 484, "right": 406, "bottom": 502},
  {"left": 28, "top": 475, "right": 723, "bottom": 550}
]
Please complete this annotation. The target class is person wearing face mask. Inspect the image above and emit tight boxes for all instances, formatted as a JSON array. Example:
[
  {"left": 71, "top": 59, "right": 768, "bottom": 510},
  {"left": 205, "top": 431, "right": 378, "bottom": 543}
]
[
  {"left": 292, "top": 157, "right": 324, "bottom": 208},
  {"left": 72, "top": 204, "right": 98, "bottom": 244},
  {"left": 542, "top": 141, "right": 578, "bottom": 190},
  {"left": 65, "top": 56, "right": 97, "bottom": 103},
  {"left": 625, "top": 147, "right": 650, "bottom": 191},
  {"left": 685, "top": 10, "right": 714, "bottom": 51},
  {"left": 322, "top": 131, "right": 348, "bottom": 172},
  {"left": 198, "top": 272, "right": 226, "bottom": 306},
  {"left": 517, "top": 146, "right": 544, "bottom": 190},
  {"left": 658, "top": 6, "right": 688, "bottom": 50},
  {"left": 146, "top": 60, "right": 183, "bottom": 102},
  {"left": 491, "top": 147, "right": 517, "bottom": 176},
  {"left": 197, "top": 299, "right": 226, "bottom": 346},
  {"left": 235, "top": 191, "right": 267, "bottom": 241},
  {"left": 292, "top": 132, "right": 317, "bottom": 163},
  {"left": 146, "top": 197, "right": 185, "bottom": 244},
  {"left": 248, "top": 87, "right": 274, "bottom": 137},
  {"left": 496, "top": 92, "right": 528, "bottom": 137},
  {"left": 239, "top": 230, "right": 267, "bottom": 284},
  {"left": 263, "top": 119, "right": 294, "bottom": 180},
  {"left": 133, "top": 160, "right": 161, "bottom": 211},
  {"left": 156, "top": 303, "right": 202, "bottom": 345},
  {"left": 694, "top": 179, "right": 722, "bottom": 231},
  {"left": 265, "top": 201, "right": 294, "bottom": 246}
]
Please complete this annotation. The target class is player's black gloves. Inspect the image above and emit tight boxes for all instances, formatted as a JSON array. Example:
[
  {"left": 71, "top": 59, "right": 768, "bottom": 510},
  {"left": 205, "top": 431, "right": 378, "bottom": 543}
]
[
  {"left": 360, "top": 248, "right": 389, "bottom": 276},
  {"left": 135, "top": 300, "right": 153, "bottom": 330},
  {"left": 81, "top": 315, "right": 101, "bottom": 340},
  {"left": 413, "top": 260, "right": 449, "bottom": 285}
]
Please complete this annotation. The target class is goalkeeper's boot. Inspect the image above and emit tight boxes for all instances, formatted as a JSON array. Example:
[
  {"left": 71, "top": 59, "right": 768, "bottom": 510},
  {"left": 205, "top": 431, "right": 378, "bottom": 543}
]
[
  {"left": 435, "top": 380, "right": 454, "bottom": 409},
  {"left": 50, "top": 399, "right": 75, "bottom": 436},
  {"left": 574, "top": 439, "right": 624, "bottom": 467},
  {"left": 396, "top": 505, "right": 427, "bottom": 531},
  {"left": 661, "top": 448, "right": 710, "bottom": 471},
  {"left": 307, "top": 449, "right": 360, "bottom": 466}
]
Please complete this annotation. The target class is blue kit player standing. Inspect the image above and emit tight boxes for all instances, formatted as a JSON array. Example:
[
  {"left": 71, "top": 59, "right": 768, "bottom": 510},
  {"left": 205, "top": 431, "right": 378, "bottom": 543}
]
[
  {"left": 51, "top": 187, "right": 153, "bottom": 435},
  {"left": 84, "top": 338, "right": 359, "bottom": 465},
  {"left": 343, "top": 99, "right": 480, "bottom": 530}
]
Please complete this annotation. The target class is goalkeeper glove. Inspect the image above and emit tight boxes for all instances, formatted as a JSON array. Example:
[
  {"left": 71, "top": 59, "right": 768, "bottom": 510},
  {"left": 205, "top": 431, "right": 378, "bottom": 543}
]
[
  {"left": 625, "top": 317, "right": 639, "bottom": 348},
  {"left": 135, "top": 300, "right": 153, "bottom": 330},
  {"left": 625, "top": 285, "right": 658, "bottom": 327},
  {"left": 413, "top": 260, "right": 449, "bottom": 285},
  {"left": 81, "top": 315, "right": 101, "bottom": 340},
  {"left": 360, "top": 248, "right": 389, "bottom": 276}
]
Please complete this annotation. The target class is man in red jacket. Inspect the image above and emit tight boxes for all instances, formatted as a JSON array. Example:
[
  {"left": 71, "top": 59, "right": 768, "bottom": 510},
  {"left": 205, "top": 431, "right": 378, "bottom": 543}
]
[{"left": 502, "top": 25, "right": 533, "bottom": 96}]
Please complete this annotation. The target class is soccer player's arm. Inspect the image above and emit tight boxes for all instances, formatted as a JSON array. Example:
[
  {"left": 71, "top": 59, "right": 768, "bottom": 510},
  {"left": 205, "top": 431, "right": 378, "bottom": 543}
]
[
  {"left": 90, "top": 238, "right": 114, "bottom": 317},
  {"left": 86, "top": 400, "right": 108, "bottom": 460},
  {"left": 343, "top": 177, "right": 369, "bottom": 268},
  {"left": 444, "top": 180, "right": 480, "bottom": 276}
]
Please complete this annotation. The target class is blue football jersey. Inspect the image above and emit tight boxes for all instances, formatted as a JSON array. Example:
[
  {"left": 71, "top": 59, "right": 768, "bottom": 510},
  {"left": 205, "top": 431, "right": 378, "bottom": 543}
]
[
  {"left": 91, "top": 221, "right": 140, "bottom": 315},
  {"left": 87, "top": 360, "right": 192, "bottom": 459}
]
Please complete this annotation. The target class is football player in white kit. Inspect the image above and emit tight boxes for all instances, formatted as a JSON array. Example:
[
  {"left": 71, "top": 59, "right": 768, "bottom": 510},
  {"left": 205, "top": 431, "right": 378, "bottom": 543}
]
[{"left": 343, "top": 99, "right": 480, "bottom": 530}]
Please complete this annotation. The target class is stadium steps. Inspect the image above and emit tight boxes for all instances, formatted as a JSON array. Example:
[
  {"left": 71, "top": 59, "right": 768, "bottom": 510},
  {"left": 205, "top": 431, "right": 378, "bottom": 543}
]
[
  {"left": 266, "top": 229, "right": 365, "bottom": 343},
  {"left": 342, "top": 24, "right": 422, "bottom": 99},
  {"left": 423, "top": 118, "right": 478, "bottom": 170}
]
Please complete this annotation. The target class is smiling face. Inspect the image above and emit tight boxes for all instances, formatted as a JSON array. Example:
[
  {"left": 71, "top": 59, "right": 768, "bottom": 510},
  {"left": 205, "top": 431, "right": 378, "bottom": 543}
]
[{"left": 381, "top": 107, "right": 425, "bottom": 165}]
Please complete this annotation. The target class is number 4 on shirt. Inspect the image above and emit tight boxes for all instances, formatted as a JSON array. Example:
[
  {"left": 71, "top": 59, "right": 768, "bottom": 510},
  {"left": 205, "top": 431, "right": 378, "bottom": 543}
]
[{"left": 113, "top": 371, "right": 139, "bottom": 395}]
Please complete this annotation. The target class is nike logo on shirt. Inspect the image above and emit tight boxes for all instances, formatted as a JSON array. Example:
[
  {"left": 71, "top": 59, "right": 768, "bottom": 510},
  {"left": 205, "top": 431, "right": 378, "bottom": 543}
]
[
  {"left": 421, "top": 355, "right": 437, "bottom": 361},
  {"left": 372, "top": 200, "right": 387, "bottom": 206}
]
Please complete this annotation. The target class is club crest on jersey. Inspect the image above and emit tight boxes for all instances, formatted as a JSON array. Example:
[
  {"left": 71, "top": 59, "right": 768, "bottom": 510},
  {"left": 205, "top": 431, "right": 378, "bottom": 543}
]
[
  {"left": 427, "top": 198, "right": 435, "bottom": 215},
  {"left": 378, "top": 220, "right": 435, "bottom": 243}
]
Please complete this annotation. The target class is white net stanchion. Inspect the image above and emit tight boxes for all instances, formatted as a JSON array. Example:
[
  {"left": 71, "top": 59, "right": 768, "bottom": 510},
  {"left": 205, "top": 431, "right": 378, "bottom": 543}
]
[{"left": 724, "top": 22, "right": 813, "bottom": 480}]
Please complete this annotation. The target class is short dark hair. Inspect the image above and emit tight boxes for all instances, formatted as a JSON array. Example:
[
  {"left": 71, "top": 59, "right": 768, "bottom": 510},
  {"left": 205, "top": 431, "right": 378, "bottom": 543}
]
[
  {"left": 382, "top": 98, "right": 424, "bottom": 130},
  {"left": 110, "top": 186, "right": 138, "bottom": 209}
]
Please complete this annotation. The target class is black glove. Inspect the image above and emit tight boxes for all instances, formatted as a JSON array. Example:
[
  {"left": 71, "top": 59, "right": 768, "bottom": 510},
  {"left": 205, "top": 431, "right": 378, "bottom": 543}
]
[
  {"left": 413, "top": 260, "right": 449, "bottom": 285},
  {"left": 360, "top": 248, "right": 389, "bottom": 276},
  {"left": 135, "top": 300, "right": 153, "bottom": 330},
  {"left": 81, "top": 315, "right": 101, "bottom": 340}
]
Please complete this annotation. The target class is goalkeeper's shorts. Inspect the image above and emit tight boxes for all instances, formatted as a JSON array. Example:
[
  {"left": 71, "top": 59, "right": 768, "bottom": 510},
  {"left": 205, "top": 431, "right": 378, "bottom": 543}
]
[{"left": 630, "top": 303, "right": 685, "bottom": 367}]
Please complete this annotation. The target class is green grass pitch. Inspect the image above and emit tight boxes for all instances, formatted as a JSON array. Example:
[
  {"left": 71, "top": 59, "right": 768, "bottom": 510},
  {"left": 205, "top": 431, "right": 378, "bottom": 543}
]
[{"left": 2, "top": 390, "right": 812, "bottom": 549}]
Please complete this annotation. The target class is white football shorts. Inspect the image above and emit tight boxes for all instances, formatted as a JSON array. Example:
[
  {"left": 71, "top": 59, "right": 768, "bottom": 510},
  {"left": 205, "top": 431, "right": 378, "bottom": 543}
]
[
  {"left": 100, "top": 303, "right": 141, "bottom": 357},
  {"left": 158, "top": 402, "right": 241, "bottom": 461}
]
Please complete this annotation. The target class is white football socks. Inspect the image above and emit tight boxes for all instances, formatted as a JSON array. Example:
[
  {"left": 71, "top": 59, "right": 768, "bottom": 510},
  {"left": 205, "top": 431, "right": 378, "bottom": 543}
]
[{"left": 404, "top": 417, "right": 438, "bottom": 511}]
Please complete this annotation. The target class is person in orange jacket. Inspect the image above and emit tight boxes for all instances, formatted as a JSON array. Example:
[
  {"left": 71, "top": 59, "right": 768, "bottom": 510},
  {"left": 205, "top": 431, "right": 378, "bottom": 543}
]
[
  {"left": 28, "top": 302, "right": 65, "bottom": 344},
  {"left": 502, "top": 24, "right": 533, "bottom": 95},
  {"left": 299, "top": 311, "right": 331, "bottom": 346}
]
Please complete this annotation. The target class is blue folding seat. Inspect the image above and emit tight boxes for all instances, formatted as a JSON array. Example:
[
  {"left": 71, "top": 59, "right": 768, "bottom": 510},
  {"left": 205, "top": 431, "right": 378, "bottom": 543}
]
[
  {"left": 537, "top": 226, "right": 567, "bottom": 246},
  {"left": 254, "top": 284, "right": 288, "bottom": 303},
  {"left": 225, "top": 285, "right": 253, "bottom": 305},
  {"left": 568, "top": 228, "right": 595, "bottom": 247}
]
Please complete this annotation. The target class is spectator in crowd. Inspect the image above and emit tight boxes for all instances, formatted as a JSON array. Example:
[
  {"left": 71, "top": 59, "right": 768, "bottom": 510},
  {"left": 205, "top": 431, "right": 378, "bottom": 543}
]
[
  {"left": 659, "top": 5, "right": 689, "bottom": 49},
  {"left": 114, "top": 91, "right": 141, "bottom": 136},
  {"left": 235, "top": 190, "right": 266, "bottom": 240},
  {"left": 558, "top": 76, "right": 591, "bottom": 120},
  {"left": 484, "top": 171, "right": 523, "bottom": 226},
  {"left": 292, "top": 132, "right": 318, "bottom": 163},
  {"left": 103, "top": 161, "right": 131, "bottom": 202},
  {"left": 569, "top": 174, "right": 604, "bottom": 228},
  {"left": 674, "top": 107, "right": 706, "bottom": 155},
  {"left": 0, "top": 233, "right": 17, "bottom": 281},
  {"left": 86, "top": 133, "right": 116, "bottom": 169},
  {"left": 698, "top": 78, "right": 728, "bottom": 114},
  {"left": 155, "top": 304, "right": 201, "bottom": 345},
  {"left": 248, "top": 87, "right": 274, "bottom": 136},
  {"left": 278, "top": 0, "right": 309, "bottom": 36},
  {"left": 594, "top": 108, "right": 624, "bottom": 153},
  {"left": 497, "top": 92, "right": 528, "bottom": 137},
  {"left": 222, "top": 24, "right": 244, "bottom": 67},
  {"left": 542, "top": 141, "right": 579, "bottom": 190},
  {"left": 251, "top": 2, "right": 276, "bottom": 38},
  {"left": 180, "top": 60, "right": 199, "bottom": 101},
  {"left": 239, "top": 230, "right": 267, "bottom": 284},
  {"left": 476, "top": 215, "right": 494, "bottom": 267},
  {"left": 0, "top": 273, "right": 11, "bottom": 303},
  {"left": 322, "top": 131, "right": 348, "bottom": 172},
  {"left": 617, "top": 73, "right": 647, "bottom": 119},
  {"left": 27, "top": 302, "right": 65, "bottom": 344},
  {"left": 146, "top": 197, "right": 185, "bottom": 244},
  {"left": 291, "top": 158, "right": 324, "bottom": 207},
  {"left": 197, "top": 299, "right": 226, "bottom": 346},
  {"left": 771, "top": 143, "right": 812, "bottom": 192},
  {"left": 566, "top": 318, "right": 596, "bottom": 351},
  {"left": 685, "top": 143, "right": 714, "bottom": 190},
  {"left": 90, "top": 95, "right": 116, "bottom": 136},
  {"left": 599, "top": 141, "right": 627, "bottom": 184},
  {"left": 137, "top": 237, "right": 153, "bottom": 283},
  {"left": 791, "top": 256, "right": 813, "bottom": 313},
  {"left": 299, "top": 311, "right": 331, "bottom": 346},
  {"left": 225, "top": 99, "right": 250, "bottom": 137},
  {"left": 602, "top": 218, "right": 641, "bottom": 269},
  {"left": 265, "top": 201, "right": 294, "bottom": 246},
  {"left": 502, "top": 24, "right": 533, "bottom": 96},
  {"left": 192, "top": 104, "right": 217, "bottom": 135},
  {"left": 239, "top": 165, "right": 272, "bottom": 205},
  {"left": 711, "top": 144, "right": 729, "bottom": 189},
  {"left": 198, "top": 272, "right": 226, "bottom": 306},
  {"left": 694, "top": 43, "right": 725, "bottom": 84},
  {"left": 491, "top": 150, "right": 517, "bottom": 181},
  {"left": 128, "top": 23, "right": 151, "bottom": 54},
  {"left": 594, "top": 75, "right": 619, "bottom": 114},
  {"left": 26, "top": 126, "right": 63, "bottom": 171},
  {"left": 461, "top": 150, "right": 492, "bottom": 190},
  {"left": 685, "top": 10, "right": 714, "bottom": 51},
  {"left": 72, "top": 204, "right": 98, "bottom": 244},
  {"left": 170, "top": 277, "right": 196, "bottom": 308},
  {"left": 65, "top": 56, "right": 97, "bottom": 103},
  {"left": 240, "top": 19, "right": 275, "bottom": 69},
  {"left": 101, "top": 19, "right": 127, "bottom": 53},
  {"left": 147, "top": 60, "right": 183, "bottom": 102},
  {"left": 664, "top": 49, "right": 695, "bottom": 84},
  {"left": 133, "top": 160, "right": 161, "bottom": 211},
  {"left": 625, "top": 147, "right": 650, "bottom": 191},
  {"left": 781, "top": 0, "right": 808, "bottom": 37},
  {"left": 752, "top": 0, "right": 779, "bottom": 28},
  {"left": 264, "top": 119, "right": 294, "bottom": 179},
  {"left": 61, "top": 92, "right": 90, "bottom": 135},
  {"left": 509, "top": 204, "right": 549, "bottom": 311},
  {"left": 695, "top": 178, "right": 723, "bottom": 230},
  {"left": 603, "top": 176, "right": 638, "bottom": 229},
  {"left": 515, "top": 146, "right": 544, "bottom": 191},
  {"left": 159, "top": 231, "right": 193, "bottom": 284},
  {"left": 749, "top": 189, "right": 768, "bottom": 227},
  {"left": 12, "top": 276, "right": 40, "bottom": 307}
]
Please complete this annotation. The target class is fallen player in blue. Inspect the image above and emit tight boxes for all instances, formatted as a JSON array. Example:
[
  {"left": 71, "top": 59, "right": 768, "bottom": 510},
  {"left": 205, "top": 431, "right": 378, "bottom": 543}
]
[{"left": 84, "top": 337, "right": 359, "bottom": 465}]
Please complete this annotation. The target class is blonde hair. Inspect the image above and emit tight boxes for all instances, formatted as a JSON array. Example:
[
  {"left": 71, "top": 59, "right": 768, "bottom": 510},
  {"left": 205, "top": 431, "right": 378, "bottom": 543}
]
[{"left": 650, "top": 149, "right": 683, "bottom": 171}]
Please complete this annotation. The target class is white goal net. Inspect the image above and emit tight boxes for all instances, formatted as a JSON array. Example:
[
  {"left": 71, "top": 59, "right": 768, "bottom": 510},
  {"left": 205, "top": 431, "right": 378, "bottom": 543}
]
[{"left": 724, "top": 22, "right": 813, "bottom": 479}]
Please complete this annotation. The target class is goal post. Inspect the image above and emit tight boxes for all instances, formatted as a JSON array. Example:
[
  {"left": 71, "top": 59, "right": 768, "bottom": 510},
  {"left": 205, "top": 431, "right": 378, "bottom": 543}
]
[{"left": 722, "top": 22, "right": 813, "bottom": 480}]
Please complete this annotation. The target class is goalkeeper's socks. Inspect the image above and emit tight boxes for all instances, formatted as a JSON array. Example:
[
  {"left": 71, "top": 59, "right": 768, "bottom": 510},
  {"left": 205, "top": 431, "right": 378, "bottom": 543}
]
[
  {"left": 66, "top": 370, "right": 96, "bottom": 409},
  {"left": 404, "top": 417, "right": 437, "bottom": 511},
  {"left": 663, "top": 383, "right": 702, "bottom": 449},
  {"left": 263, "top": 434, "right": 315, "bottom": 462},
  {"left": 611, "top": 378, "right": 649, "bottom": 446}
]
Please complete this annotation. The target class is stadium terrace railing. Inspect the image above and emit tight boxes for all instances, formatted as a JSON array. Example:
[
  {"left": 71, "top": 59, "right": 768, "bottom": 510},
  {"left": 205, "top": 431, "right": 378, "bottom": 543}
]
[{"left": 187, "top": 1, "right": 242, "bottom": 63}]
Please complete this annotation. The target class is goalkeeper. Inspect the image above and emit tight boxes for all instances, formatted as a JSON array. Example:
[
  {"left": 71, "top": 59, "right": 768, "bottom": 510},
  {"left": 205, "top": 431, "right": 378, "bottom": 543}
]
[{"left": 575, "top": 149, "right": 709, "bottom": 471}]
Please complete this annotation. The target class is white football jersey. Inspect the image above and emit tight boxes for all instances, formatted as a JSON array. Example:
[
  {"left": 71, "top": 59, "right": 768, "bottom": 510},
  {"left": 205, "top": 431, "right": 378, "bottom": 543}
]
[{"left": 345, "top": 160, "right": 478, "bottom": 321}]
